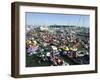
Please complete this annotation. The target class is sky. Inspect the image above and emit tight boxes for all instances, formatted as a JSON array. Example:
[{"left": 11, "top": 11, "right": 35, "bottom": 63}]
[{"left": 25, "top": 12, "right": 90, "bottom": 27}]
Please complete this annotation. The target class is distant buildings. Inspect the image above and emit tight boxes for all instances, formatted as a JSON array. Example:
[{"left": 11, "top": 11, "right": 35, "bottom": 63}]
[{"left": 25, "top": 24, "right": 89, "bottom": 35}]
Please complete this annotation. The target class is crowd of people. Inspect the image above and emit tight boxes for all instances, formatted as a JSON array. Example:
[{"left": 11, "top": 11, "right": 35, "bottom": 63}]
[{"left": 26, "top": 27, "right": 89, "bottom": 67}]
